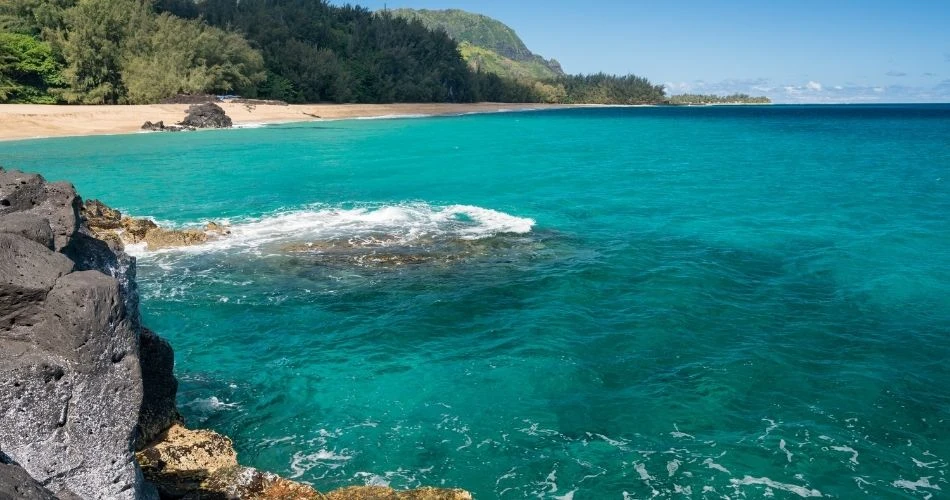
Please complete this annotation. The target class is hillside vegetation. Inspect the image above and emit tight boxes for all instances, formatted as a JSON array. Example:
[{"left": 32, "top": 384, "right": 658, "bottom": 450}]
[
  {"left": 1, "top": 0, "right": 668, "bottom": 105},
  {"left": 392, "top": 8, "right": 563, "bottom": 81}
]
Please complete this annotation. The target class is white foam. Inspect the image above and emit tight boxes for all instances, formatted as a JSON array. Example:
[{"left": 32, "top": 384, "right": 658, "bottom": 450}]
[
  {"left": 731, "top": 476, "right": 822, "bottom": 498},
  {"left": 634, "top": 463, "right": 654, "bottom": 481},
  {"left": 831, "top": 445, "right": 859, "bottom": 465},
  {"left": 670, "top": 423, "right": 694, "bottom": 439},
  {"left": 185, "top": 396, "right": 239, "bottom": 412},
  {"left": 780, "top": 439, "right": 794, "bottom": 462},
  {"left": 289, "top": 449, "right": 354, "bottom": 478},
  {"left": 892, "top": 476, "right": 941, "bottom": 493},
  {"left": 233, "top": 122, "right": 269, "bottom": 129},
  {"left": 703, "top": 458, "right": 731, "bottom": 475},
  {"left": 913, "top": 457, "right": 940, "bottom": 468},
  {"left": 129, "top": 202, "right": 535, "bottom": 257}
]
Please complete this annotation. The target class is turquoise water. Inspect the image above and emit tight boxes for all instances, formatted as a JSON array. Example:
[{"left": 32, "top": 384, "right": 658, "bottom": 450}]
[{"left": 2, "top": 105, "right": 949, "bottom": 498}]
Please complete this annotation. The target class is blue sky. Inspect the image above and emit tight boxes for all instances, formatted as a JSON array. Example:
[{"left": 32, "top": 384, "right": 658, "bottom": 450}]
[{"left": 334, "top": 0, "right": 950, "bottom": 103}]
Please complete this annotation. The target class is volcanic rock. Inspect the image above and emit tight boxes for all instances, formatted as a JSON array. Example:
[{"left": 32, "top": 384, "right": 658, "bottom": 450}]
[{"left": 179, "top": 103, "right": 232, "bottom": 129}]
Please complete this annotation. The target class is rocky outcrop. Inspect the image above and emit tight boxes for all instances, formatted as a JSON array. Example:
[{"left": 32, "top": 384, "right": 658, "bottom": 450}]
[
  {"left": 2, "top": 168, "right": 472, "bottom": 500},
  {"left": 142, "top": 102, "right": 232, "bottom": 133},
  {"left": 80, "top": 199, "right": 224, "bottom": 251},
  {"left": 137, "top": 425, "right": 323, "bottom": 500},
  {"left": 179, "top": 103, "right": 232, "bottom": 129},
  {"left": 0, "top": 168, "right": 157, "bottom": 499}
]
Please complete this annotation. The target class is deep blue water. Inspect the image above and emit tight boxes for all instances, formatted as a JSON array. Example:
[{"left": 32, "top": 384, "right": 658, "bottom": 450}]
[{"left": 2, "top": 105, "right": 949, "bottom": 498}]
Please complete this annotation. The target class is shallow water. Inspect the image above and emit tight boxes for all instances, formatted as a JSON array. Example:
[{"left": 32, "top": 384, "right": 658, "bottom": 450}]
[{"left": 3, "top": 105, "right": 949, "bottom": 498}]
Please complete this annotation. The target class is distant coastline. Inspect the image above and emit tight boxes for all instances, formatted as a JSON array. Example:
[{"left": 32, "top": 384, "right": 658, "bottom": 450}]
[{"left": 0, "top": 102, "right": 573, "bottom": 142}]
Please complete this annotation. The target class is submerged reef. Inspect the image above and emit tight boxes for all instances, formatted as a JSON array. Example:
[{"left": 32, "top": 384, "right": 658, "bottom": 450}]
[{"left": 0, "top": 168, "right": 471, "bottom": 499}]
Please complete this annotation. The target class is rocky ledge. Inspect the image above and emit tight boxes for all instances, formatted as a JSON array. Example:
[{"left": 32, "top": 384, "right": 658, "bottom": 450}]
[{"left": 0, "top": 168, "right": 471, "bottom": 499}]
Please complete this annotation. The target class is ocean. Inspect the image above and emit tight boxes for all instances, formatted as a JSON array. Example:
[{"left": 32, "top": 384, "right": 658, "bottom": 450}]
[{"left": 2, "top": 105, "right": 948, "bottom": 498}]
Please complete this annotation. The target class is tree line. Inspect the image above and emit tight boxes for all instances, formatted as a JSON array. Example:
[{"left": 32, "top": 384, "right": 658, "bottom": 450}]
[
  {"left": 668, "top": 93, "right": 771, "bottom": 105},
  {"left": 1, "top": 0, "right": 667, "bottom": 105}
]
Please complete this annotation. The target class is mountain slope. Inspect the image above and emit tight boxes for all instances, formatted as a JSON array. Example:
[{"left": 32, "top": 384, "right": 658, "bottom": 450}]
[{"left": 391, "top": 8, "right": 563, "bottom": 81}]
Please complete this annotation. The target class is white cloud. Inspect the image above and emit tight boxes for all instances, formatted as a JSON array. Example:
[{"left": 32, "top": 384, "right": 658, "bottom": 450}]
[{"left": 806, "top": 81, "right": 823, "bottom": 91}]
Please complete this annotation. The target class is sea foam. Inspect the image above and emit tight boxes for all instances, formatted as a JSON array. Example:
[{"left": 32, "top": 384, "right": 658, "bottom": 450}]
[{"left": 126, "top": 202, "right": 534, "bottom": 257}]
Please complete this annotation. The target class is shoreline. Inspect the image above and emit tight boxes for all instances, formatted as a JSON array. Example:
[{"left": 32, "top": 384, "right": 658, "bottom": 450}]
[{"left": 0, "top": 102, "right": 573, "bottom": 142}]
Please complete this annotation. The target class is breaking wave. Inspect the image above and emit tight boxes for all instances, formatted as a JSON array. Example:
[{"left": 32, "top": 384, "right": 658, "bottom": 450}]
[{"left": 126, "top": 203, "right": 535, "bottom": 258}]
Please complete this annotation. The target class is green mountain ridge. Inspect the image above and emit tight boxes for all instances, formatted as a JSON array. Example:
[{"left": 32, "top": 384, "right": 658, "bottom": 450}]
[{"left": 390, "top": 8, "right": 563, "bottom": 81}]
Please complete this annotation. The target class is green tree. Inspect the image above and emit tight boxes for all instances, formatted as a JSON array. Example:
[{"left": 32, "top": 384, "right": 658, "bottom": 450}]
[
  {"left": 0, "top": 32, "right": 64, "bottom": 103},
  {"left": 122, "top": 13, "right": 264, "bottom": 103},
  {"left": 59, "top": 0, "right": 153, "bottom": 103}
]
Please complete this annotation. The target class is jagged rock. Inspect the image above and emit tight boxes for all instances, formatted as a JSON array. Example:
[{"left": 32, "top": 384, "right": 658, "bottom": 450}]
[
  {"left": 325, "top": 487, "right": 472, "bottom": 500},
  {"left": 179, "top": 103, "right": 232, "bottom": 129},
  {"left": 122, "top": 216, "right": 159, "bottom": 243},
  {"left": 141, "top": 121, "right": 194, "bottom": 133},
  {"left": 143, "top": 227, "right": 208, "bottom": 250},
  {"left": 81, "top": 199, "right": 122, "bottom": 230},
  {"left": 136, "top": 328, "right": 182, "bottom": 450},
  {"left": 0, "top": 170, "right": 80, "bottom": 252},
  {"left": 137, "top": 425, "right": 238, "bottom": 497},
  {"left": 0, "top": 450, "right": 58, "bottom": 500}
]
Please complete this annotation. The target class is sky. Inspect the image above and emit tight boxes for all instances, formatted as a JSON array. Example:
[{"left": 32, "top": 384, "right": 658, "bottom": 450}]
[{"left": 333, "top": 0, "right": 950, "bottom": 103}]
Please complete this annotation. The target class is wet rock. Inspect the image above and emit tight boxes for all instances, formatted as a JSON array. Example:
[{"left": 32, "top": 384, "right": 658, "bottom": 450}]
[
  {"left": 141, "top": 121, "right": 194, "bottom": 133},
  {"left": 122, "top": 216, "right": 159, "bottom": 243},
  {"left": 143, "top": 227, "right": 208, "bottom": 250},
  {"left": 202, "top": 467, "right": 325, "bottom": 500},
  {"left": 81, "top": 199, "right": 122, "bottom": 230},
  {"left": 179, "top": 103, "right": 232, "bottom": 129}
]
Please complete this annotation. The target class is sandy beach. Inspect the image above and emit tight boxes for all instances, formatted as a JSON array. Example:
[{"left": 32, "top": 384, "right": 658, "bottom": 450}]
[{"left": 0, "top": 102, "right": 569, "bottom": 141}]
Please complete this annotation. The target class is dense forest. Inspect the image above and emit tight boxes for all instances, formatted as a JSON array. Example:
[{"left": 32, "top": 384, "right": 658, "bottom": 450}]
[{"left": 1, "top": 0, "right": 666, "bottom": 105}]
